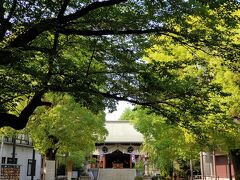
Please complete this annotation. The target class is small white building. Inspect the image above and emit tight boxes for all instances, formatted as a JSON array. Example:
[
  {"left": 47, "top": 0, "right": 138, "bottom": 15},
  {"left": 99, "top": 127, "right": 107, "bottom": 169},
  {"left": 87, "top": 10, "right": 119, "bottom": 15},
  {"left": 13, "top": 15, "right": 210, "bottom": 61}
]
[{"left": 1, "top": 136, "right": 42, "bottom": 180}]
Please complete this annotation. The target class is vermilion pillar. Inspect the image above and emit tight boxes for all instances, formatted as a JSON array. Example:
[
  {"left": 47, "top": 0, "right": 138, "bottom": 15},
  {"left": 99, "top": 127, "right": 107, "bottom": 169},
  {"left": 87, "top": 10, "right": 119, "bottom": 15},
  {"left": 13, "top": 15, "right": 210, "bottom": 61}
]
[
  {"left": 103, "top": 155, "right": 106, "bottom": 169},
  {"left": 130, "top": 155, "right": 132, "bottom": 168}
]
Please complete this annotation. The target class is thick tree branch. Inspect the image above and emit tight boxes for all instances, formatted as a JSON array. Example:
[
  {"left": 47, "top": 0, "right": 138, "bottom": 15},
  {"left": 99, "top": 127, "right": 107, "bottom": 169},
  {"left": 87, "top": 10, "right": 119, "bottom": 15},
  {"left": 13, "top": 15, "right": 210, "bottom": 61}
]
[
  {"left": 40, "top": 101, "right": 52, "bottom": 107},
  {"left": 59, "top": 27, "right": 211, "bottom": 50},
  {"left": 58, "top": 0, "right": 71, "bottom": 21},
  {"left": 93, "top": 90, "right": 176, "bottom": 108},
  {"left": 7, "top": 0, "right": 127, "bottom": 48},
  {"left": 59, "top": 27, "right": 172, "bottom": 36},
  {"left": 0, "top": 114, "right": 20, "bottom": 130},
  {"left": 0, "top": 0, "right": 4, "bottom": 23},
  {"left": 7, "top": 19, "right": 55, "bottom": 47},
  {"left": 62, "top": 0, "right": 127, "bottom": 23},
  {"left": 0, "top": 91, "right": 51, "bottom": 130}
]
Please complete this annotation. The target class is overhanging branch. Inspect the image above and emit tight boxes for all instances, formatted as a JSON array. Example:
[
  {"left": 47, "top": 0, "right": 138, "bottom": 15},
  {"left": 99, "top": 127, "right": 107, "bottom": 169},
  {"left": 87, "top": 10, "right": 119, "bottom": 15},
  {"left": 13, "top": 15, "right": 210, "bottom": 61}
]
[
  {"left": 62, "top": 0, "right": 127, "bottom": 23},
  {"left": 93, "top": 90, "right": 177, "bottom": 108},
  {"left": 59, "top": 27, "right": 174, "bottom": 36},
  {"left": 7, "top": 0, "right": 127, "bottom": 48},
  {"left": 0, "top": 91, "right": 51, "bottom": 130}
]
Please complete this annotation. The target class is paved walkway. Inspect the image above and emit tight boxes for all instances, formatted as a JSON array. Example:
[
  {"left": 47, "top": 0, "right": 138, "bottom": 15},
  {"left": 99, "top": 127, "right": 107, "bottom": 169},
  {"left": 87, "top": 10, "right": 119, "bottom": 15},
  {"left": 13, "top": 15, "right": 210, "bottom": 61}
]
[{"left": 97, "top": 169, "right": 136, "bottom": 180}]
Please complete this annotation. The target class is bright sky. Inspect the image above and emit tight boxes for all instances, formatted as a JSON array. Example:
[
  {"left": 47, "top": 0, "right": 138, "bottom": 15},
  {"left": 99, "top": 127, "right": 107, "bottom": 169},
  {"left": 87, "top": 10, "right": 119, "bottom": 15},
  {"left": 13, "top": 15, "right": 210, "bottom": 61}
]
[{"left": 105, "top": 101, "right": 134, "bottom": 121}]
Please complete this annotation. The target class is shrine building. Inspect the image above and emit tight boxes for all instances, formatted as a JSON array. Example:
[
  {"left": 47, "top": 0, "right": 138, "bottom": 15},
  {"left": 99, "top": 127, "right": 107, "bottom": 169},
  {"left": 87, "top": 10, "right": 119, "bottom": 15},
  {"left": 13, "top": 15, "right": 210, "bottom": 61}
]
[{"left": 92, "top": 121, "right": 144, "bottom": 169}]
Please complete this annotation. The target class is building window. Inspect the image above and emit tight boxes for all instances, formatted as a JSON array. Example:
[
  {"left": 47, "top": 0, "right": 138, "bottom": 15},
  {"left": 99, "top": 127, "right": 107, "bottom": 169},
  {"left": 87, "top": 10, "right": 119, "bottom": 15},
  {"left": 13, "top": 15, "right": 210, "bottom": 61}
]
[
  {"left": 1, "top": 157, "right": 6, "bottom": 164},
  {"left": 27, "top": 159, "right": 36, "bottom": 176},
  {"left": 7, "top": 157, "right": 17, "bottom": 164}
]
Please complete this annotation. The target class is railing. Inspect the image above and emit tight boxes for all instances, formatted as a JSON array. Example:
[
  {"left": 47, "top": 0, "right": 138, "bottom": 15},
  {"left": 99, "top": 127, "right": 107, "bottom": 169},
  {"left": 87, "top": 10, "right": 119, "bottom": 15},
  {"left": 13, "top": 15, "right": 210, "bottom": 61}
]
[
  {"left": 0, "top": 164, "right": 20, "bottom": 180},
  {"left": 4, "top": 136, "right": 33, "bottom": 146},
  {"left": 193, "top": 175, "right": 215, "bottom": 180}
]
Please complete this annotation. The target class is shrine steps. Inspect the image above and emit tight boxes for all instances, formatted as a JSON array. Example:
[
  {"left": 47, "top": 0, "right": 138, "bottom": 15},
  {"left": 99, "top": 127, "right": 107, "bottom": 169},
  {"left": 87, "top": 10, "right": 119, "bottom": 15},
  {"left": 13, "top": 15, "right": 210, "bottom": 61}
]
[{"left": 97, "top": 168, "right": 136, "bottom": 180}]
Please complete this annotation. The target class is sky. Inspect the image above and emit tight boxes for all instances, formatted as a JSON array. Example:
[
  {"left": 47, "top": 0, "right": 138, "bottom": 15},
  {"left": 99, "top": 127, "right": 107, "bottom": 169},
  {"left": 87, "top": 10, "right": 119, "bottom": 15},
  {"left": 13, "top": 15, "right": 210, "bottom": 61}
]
[{"left": 105, "top": 101, "right": 134, "bottom": 121}]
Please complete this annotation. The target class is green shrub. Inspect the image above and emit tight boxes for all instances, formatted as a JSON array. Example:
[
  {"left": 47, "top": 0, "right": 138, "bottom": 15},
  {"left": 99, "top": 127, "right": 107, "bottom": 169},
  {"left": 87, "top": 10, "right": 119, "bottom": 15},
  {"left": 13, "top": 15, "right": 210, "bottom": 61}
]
[
  {"left": 135, "top": 176, "right": 143, "bottom": 180},
  {"left": 57, "top": 164, "right": 66, "bottom": 175}
]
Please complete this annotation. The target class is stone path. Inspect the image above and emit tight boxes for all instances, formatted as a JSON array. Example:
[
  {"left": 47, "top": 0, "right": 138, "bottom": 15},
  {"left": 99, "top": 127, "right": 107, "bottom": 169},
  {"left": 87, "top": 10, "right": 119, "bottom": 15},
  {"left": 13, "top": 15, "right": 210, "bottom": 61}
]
[{"left": 97, "top": 169, "right": 136, "bottom": 180}]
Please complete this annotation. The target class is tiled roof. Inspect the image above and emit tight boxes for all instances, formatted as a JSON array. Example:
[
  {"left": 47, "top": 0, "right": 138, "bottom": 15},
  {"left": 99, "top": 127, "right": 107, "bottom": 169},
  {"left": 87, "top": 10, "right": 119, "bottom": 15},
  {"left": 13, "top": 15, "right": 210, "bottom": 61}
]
[{"left": 104, "top": 121, "right": 144, "bottom": 143}]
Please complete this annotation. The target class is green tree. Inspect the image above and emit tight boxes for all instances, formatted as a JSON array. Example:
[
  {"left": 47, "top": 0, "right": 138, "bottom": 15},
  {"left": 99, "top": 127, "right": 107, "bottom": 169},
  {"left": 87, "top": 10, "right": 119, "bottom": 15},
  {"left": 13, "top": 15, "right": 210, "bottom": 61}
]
[
  {"left": 123, "top": 28, "right": 240, "bottom": 178},
  {"left": 119, "top": 107, "right": 134, "bottom": 121},
  {"left": 0, "top": 93, "right": 108, "bottom": 179},
  {"left": 121, "top": 107, "right": 202, "bottom": 175},
  {"left": 0, "top": 0, "right": 239, "bottom": 130},
  {"left": 145, "top": 30, "right": 240, "bottom": 142},
  {"left": 23, "top": 93, "right": 107, "bottom": 160}
]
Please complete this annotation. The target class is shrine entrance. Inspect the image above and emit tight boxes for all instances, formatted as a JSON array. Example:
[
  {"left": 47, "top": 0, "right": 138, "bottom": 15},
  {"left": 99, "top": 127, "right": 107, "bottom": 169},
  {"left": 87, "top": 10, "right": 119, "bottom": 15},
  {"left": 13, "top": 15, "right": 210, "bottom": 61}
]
[{"left": 105, "top": 150, "right": 131, "bottom": 168}]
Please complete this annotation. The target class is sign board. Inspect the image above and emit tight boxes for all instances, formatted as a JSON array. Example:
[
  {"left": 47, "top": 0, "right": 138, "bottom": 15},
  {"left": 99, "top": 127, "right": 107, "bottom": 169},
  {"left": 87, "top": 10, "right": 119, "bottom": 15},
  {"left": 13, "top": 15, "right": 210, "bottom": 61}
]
[{"left": 0, "top": 165, "right": 20, "bottom": 180}]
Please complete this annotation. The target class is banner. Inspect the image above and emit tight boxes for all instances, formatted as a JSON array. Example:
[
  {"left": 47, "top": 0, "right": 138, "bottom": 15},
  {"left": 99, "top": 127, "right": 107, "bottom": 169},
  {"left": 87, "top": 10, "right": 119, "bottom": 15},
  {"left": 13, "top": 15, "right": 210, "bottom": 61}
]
[
  {"left": 100, "top": 153, "right": 103, "bottom": 161},
  {"left": 131, "top": 153, "right": 135, "bottom": 163}
]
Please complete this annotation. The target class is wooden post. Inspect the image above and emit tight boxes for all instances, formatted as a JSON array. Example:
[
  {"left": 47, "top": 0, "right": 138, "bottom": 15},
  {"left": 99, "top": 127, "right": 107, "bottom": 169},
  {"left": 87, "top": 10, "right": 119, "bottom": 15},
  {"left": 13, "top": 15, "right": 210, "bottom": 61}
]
[
  {"left": 130, "top": 154, "right": 132, "bottom": 169},
  {"left": 0, "top": 136, "right": 4, "bottom": 177},
  {"left": 200, "top": 152, "right": 205, "bottom": 180},
  {"left": 103, "top": 155, "right": 106, "bottom": 168},
  {"left": 212, "top": 151, "right": 216, "bottom": 180},
  {"left": 228, "top": 154, "right": 232, "bottom": 180},
  {"left": 190, "top": 159, "right": 193, "bottom": 180},
  {"left": 66, "top": 160, "right": 73, "bottom": 180}
]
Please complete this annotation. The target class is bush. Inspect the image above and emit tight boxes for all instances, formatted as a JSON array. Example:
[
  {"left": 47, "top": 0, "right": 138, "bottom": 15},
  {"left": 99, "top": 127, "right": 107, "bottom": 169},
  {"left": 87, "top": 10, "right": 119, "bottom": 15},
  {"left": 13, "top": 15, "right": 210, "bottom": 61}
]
[
  {"left": 135, "top": 176, "right": 143, "bottom": 180},
  {"left": 57, "top": 164, "right": 66, "bottom": 176}
]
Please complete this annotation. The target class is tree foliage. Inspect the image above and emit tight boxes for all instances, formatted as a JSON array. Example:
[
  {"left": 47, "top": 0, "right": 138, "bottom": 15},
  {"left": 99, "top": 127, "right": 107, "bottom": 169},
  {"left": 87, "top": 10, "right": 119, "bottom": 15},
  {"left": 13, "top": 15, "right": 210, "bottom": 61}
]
[
  {"left": 144, "top": 32, "right": 240, "bottom": 150},
  {"left": 0, "top": 0, "right": 239, "bottom": 130},
  {"left": 120, "top": 23, "right": 240, "bottom": 176},
  {"left": 121, "top": 107, "right": 201, "bottom": 175},
  {"left": 24, "top": 93, "right": 107, "bottom": 160},
  {"left": 0, "top": 93, "right": 107, "bottom": 161}
]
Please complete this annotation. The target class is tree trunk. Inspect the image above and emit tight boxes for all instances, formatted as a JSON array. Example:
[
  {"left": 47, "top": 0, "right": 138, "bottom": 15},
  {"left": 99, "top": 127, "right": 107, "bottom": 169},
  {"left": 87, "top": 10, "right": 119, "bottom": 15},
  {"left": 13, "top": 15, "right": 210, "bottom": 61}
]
[
  {"left": 43, "top": 159, "right": 56, "bottom": 180},
  {"left": 45, "top": 148, "right": 57, "bottom": 160},
  {"left": 66, "top": 160, "right": 73, "bottom": 180},
  {"left": 230, "top": 149, "right": 240, "bottom": 180},
  {"left": 43, "top": 148, "right": 57, "bottom": 180}
]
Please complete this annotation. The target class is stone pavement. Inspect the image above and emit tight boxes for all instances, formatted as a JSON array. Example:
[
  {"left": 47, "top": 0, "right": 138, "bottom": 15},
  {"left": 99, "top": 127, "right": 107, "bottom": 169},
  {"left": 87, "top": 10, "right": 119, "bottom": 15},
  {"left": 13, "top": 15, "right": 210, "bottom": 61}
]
[{"left": 97, "top": 169, "right": 136, "bottom": 180}]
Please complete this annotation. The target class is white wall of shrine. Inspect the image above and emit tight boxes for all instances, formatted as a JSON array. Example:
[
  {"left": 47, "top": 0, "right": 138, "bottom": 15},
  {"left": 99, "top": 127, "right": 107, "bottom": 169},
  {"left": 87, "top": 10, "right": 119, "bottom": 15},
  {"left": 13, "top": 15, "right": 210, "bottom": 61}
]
[{"left": 95, "top": 144, "right": 142, "bottom": 155}]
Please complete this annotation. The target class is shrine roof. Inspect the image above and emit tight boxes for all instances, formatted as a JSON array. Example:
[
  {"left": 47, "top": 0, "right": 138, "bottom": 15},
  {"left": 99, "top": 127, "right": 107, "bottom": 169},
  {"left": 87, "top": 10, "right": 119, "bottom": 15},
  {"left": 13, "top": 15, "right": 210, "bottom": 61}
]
[{"left": 104, "top": 121, "right": 144, "bottom": 143}]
